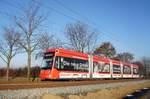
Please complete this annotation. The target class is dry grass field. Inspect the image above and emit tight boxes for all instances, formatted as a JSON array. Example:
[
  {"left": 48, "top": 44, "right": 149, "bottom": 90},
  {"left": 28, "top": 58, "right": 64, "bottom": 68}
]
[{"left": 0, "top": 77, "right": 40, "bottom": 84}]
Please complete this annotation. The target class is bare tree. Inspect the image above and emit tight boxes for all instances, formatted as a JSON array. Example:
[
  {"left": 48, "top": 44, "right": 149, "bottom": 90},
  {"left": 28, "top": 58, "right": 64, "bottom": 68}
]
[
  {"left": 114, "top": 52, "right": 134, "bottom": 63},
  {"left": 38, "top": 33, "right": 63, "bottom": 51},
  {"left": 0, "top": 27, "right": 20, "bottom": 81},
  {"left": 64, "top": 21, "right": 97, "bottom": 53},
  {"left": 93, "top": 42, "right": 116, "bottom": 58},
  {"left": 35, "top": 33, "right": 63, "bottom": 60},
  {"left": 15, "top": 1, "right": 45, "bottom": 81}
]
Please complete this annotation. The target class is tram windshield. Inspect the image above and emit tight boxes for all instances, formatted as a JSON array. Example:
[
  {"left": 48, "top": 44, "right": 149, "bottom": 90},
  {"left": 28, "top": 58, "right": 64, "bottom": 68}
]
[{"left": 41, "top": 52, "right": 54, "bottom": 70}]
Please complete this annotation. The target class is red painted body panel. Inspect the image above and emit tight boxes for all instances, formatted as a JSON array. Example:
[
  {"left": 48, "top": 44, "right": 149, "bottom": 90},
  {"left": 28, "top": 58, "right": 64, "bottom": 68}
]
[
  {"left": 55, "top": 49, "right": 88, "bottom": 60},
  {"left": 93, "top": 56, "right": 110, "bottom": 63},
  {"left": 111, "top": 59, "right": 121, "bottom": 65},
  {"left": 39, "top": 70, "right": 51, "bottom": 80},
  {"left": 132, "top": 64, "right": 139, "bottom": 68}
]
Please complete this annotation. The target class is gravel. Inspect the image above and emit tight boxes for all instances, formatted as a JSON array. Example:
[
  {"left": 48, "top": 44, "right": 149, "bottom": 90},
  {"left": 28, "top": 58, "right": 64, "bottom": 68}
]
[{"left": 0, "top": 80, "right": 149, "bottom": 99}]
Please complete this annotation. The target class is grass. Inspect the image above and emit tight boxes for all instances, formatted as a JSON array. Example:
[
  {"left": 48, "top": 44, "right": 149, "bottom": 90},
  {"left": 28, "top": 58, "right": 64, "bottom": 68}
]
[{"left": 0, "top": 77, "right": 41, "bottom": 84}]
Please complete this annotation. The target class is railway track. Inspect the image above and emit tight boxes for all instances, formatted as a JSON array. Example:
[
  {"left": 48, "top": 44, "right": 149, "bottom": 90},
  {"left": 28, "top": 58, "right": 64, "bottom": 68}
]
[{"left": 0, "top": 79, "right": 143, "bottom": 90}]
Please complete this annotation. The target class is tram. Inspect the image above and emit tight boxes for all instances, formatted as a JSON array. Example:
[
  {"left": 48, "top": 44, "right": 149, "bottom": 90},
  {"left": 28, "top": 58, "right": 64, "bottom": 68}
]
[{"left": 40, "top": 48, "right": 139, "bottom": 80}]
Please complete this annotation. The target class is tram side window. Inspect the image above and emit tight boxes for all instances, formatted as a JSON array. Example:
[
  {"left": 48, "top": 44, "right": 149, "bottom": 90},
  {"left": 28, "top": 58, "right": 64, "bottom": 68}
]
[
  {"left": 104, "top": 64, "right": 110, "bottom": 72},
  {"left": 62, "top": 57, "right": 73, "bottom": 70},
  {"left": 54, "top": 57, "right": 71, "bottom": 70},
  {"left": 113, "top": 65, "right": 121, "bottom": 74},
  {"left": 55, "top": 57, "right": 88, "bottom": 72},
  {"left": 133, "top": 68, "right": 138, "bottom": 74},
  {"left": 123, "top": 66, "right": 131, "bottom": 74},
  {"left": 76, "top": 60, "right": 88, "bottom": 72},
  {"left": 93, "top": 62, "right": 100, "bottom": 72},
  {"left": 93, "top": 62, "right": 110, "bottom": 73}
]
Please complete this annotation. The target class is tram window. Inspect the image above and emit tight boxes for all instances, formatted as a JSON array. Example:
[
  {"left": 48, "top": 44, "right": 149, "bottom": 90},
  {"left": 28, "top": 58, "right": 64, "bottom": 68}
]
[
  {"left": 55, "top": 57, "right": 61, "bottom": 69},
  {"left": 41, "top": 53, "right": 54, "bottom": 70},
  {"left": 63, "top": 58, "right": 73, "bottom": 70},
  {"left": 44, "top": 52, "right": 54, "bottom": 59},
  {"left": 55, "top": 57, "right": 88, "bottom": 72},
  {"left": 79, "top": 60, "right": 88, "bottom": 72},
  {"left": 93, "top": 62, "right": 99, "bottom": 72},
  {"left": 133, "top": 68, "right": 138, "bottom": 74},
  {"left": 93, "top": 62, "right": 110, "bottom": 73},
  {"left": 41, "top": 58, "right": 53, "bottom": 70},
  {"left": 123, "top": 66, "right": 131, "bottom": 74},
  {"left": 113, "top": 65, "right": 121, "bottom": 74},
  {"left": 104, "top": 64, "right": 110, "bottom": 72}
]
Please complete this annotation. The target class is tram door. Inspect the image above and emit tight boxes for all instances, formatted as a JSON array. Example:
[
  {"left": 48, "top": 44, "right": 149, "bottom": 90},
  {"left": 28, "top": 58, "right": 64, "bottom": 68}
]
[{"left": 88, "top": 55, "right": 93, "bottom": 78}]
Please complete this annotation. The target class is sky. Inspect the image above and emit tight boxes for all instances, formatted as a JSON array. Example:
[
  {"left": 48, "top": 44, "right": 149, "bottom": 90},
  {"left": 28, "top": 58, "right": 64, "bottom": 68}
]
[{"left": 0, "top": 0, "right": 150, "bottom": 67}]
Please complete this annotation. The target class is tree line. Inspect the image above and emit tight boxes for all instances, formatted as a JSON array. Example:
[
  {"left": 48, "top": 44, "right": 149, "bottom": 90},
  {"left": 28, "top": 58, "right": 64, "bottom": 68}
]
[
  {"left": 0, "top": 1, "right": 150, "bottom": 81},
  {"left": 0, "top": 66, "right": 40, "bottom": 78}
]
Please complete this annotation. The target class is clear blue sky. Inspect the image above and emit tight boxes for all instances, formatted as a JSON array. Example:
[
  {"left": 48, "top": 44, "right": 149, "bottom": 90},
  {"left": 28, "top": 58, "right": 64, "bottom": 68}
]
[{"left": 0, "top": 0, "right": 150, "bottom": 67}]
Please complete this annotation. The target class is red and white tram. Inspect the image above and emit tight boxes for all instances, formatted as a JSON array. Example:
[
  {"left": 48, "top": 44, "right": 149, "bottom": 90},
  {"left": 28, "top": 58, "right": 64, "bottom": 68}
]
[{"left": 39, "top": 48, "right": 139, "bottom": 80}]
